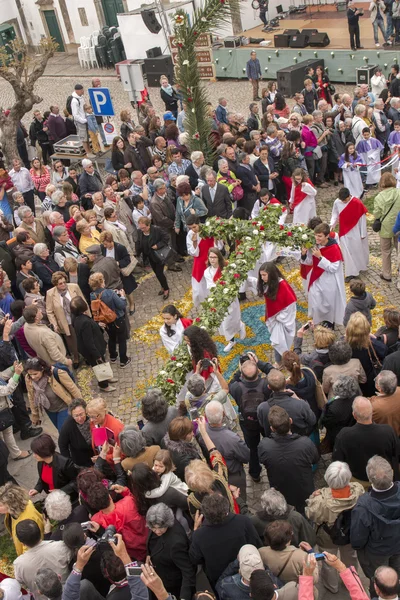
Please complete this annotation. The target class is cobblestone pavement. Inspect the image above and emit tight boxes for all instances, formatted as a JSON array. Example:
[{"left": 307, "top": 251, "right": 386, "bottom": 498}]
[{"left": 3, "top": 66, "right": 398, "bottom": 595}]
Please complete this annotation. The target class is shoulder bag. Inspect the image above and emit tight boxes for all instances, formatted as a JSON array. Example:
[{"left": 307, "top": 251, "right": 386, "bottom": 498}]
[
  {"left": 276, "top": 550, "right": 296, "bottom": 579},
  {"left": 373, "top": 200, "right": 397, "bottom": 232},
  {"left": 367, "top": 342, "right": 382, "bottom": 378},
  {"left": 93, "top": 361, "right": 114, "bottom": 383},
  {"left": 120, "top": 255, "right": 138, "bottom": 277},
  {"left": 154, "top": 245, "right": 173, "bottom": 264},
  {"left": 302, "top": 366, "right": 327, "bottom": 410}
]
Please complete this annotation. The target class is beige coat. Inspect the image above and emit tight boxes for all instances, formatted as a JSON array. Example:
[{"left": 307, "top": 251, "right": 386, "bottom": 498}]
[
  {"left": 23, "top": 322, "right": 67, "bottom": 365},
  {"left": 46, "top": 283, "right": 90, "bottom": 335},
  {"left": 121, "top": 445, "right": 160, "bottom": 472},
  {"left": 104, "top": 219, "right": 135, "bottom": 256},
  {"left": 20, "top": 219, "right": 46, "bottom": 244},
  {"left": 259, "top": 545, "right": 318, "bottom": 585},
  {"left": 26, "top": 368, "right": 82, "bottom": 422},
  {"left": 322, "top": 359, "right": 367, "bottom": 399}
]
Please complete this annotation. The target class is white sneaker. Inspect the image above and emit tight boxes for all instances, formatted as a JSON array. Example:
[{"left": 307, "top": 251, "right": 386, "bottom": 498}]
[
  {"left": 223, "top": 340, "right": 237, "bottom": 352},
  {"left": 387, "top": 40, "right": 393, "bottom": 44},
  {"left": 102, "top": 385, "right": 116, "bottom": 392},
  {"left": 239, "top": 321, "right": 246, "bottom": 340},
  {"left": 375, "top": 43, "right": 380, "bottom": 47}
]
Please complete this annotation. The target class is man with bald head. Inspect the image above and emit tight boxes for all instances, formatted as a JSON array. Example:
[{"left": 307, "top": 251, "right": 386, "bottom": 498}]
[
  {"left": 333, "top": 396, "right": 399, "bottom": 487},
  {"left": 257, "top": 368, "right": 316, "bottom": 438},
  {"left": 373, "top": 566, "right": 400, "bottom": 599},
  {"left": 351, "top": 456, "right": 400, "bottom": 596},
  {"left": 228, "top": 352, "right": 273, "bottom": 483}
]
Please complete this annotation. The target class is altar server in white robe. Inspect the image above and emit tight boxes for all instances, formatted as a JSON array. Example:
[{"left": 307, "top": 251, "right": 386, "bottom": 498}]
[
  {"left": 330, "top": 187, "right": 369, "bottom": 281},
  {"left": 256, "top": 262, "right": 297, "bottom": 367},
  {"left": 204, "top": 247, "right": 246, "bottom": 353},
  {"left": 338, "top": 143, "right": 364, "bottom": 199},
  {"left": 300, "top": 222, "right": 346, "bottom": 327},
  {"left": 186, "top": 215, "right": 222, "bottom": 308},
  {"left": 289, "top": 168, "right": 317, "bottom": 225},
  {"left": 159, "top": 305, "right": 193, "bottom": 355},
  {"left": 355, "top": 127, "right": 384, "bottom": 186}
]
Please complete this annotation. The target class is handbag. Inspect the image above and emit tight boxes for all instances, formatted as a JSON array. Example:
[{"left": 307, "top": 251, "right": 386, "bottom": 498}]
[
  {"left": 328, "top": 83, "right": 336, "bottom": 94},
  {"left": 0, "top": 407, "right": 15, "bottom": 432},
  {"left": 302, "top": 366, "right": 327, "bottom": 410},
  {"left": 232, "top": 184, "right": 244, "bottom": 202},
  {"left": 367, "top": 343, "right": 382, "bottom": 378},
  {"left": 120, "top": 255, "right": 138, "bottom": 277},
  {"left": 92, "top": 361, "right": 114, "bottom": 382},
  {"left": 154, "top": 245, "right": 173, "bottom": 264},
  {"left": 313, "top": 145, "right": 322, "bottom": 159},
  {"left": 372, "top": 200, "right": 397, "bottom": 232}
]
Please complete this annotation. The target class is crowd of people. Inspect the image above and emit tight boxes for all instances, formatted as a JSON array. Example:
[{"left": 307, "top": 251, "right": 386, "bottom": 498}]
[{"left": 1, "top": 69, "right": 400, "bottom": 600}]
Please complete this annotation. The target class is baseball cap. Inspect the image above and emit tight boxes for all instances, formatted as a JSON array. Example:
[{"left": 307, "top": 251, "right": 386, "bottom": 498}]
[
  {"left": 163, "top": 111, "right": 176, "bottom": 121},
  {"left": 85, "top": 244, "right": 101, "bottom": 255},
  {"left": 238, "top": 545, "right": 264, "bottom": 581}
]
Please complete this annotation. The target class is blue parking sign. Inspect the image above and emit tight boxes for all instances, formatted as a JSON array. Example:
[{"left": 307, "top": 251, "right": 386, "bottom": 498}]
[{"left": 88, "top": 87, "right": 115, "bottom": 117}]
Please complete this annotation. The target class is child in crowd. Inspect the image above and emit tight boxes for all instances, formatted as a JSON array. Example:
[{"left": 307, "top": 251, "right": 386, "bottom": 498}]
[
  {"left": 84, "top": 103, "right": 101, "bottom": 155},
  {"left": 132, "top": 196, "right": 151, "bottom": 230},
  {"left": 343, "top": 279, "right": 376, "bottom": 327},
  {"left": 355, "top": 127, "right": 384, "bottom": 187},
  {"left": 289, "top": 168, "right": 316, "bottom": 225},
  {"left": 146, "top": 449, "right": 189, "bottom": 500},
  {"left": 11, "top": 192, "right": 26, "bottom": 227},
  {"left": 375, "top": 308, "right": 400, "bottom": 351},
  {"left": 338, "top": 142, "right": 363, "bottom": 199}
]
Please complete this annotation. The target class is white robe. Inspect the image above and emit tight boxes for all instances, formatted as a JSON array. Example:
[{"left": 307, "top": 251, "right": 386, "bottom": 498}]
[
  {"left": 340, "top": 162, "right": 364, "bottom": 199},
  {"left": 301, "top": 249, "right": 346, "bottom": 325},
  {"left": 159, "top": 318, "right": 185, "bottom": 355},
  {"left": 267, "top": 302, "right": 297, "bottom": 356},
  {"left": 290, "top": 182, "right": 317, "bottom": 225},
  {"left": 356, "top": 139, "right": 382, "bottom": 185},
  {"left": 186, "top": 230, "right": 209, "bottom": 308},
  {"left": 205, "top": 266, "right": 243, "bottom": 341},
  {"left": 330, "top": 199, "right": 369, "bottom": 277}
]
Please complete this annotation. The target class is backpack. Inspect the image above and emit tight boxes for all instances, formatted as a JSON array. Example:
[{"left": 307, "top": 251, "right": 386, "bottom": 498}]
[
  {"left": 238, "top": 379, "right": 265, "bottom": 430},
  {"left": 53, "top": 362, "right": 76, "bottom": 385},
  {"left": 321, "top": 508, "right": 352, "bottom": 546},
  {"left": 91, "top": 291, "right": 117, "bottom": 324},
  {"left": 66, "top": 95, "right": 73, "bottom": 116}
]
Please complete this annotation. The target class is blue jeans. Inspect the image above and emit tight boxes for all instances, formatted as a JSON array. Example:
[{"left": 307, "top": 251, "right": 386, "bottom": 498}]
[
  {"left": 98, "top": 123, "right": 107, "bottom": 145},
  {"left": 46, "top": 409, "right": 68, "bottom": 431},
  {"left": 387, "top": 12, "right": 393, "bottom": 37},
  {"left": 373, "top": 17, "right": 387, "bottom": 43}
]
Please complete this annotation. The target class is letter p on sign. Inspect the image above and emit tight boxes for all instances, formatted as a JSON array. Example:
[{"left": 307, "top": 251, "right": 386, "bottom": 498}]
[{"left": 88, "top": 87, "right": 115, "bottom": 117}]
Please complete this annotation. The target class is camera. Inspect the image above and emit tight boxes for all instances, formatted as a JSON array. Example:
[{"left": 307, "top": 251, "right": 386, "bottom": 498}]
[
  {"left": 98, "top": 525, "right": 117, "bottom": 546},
  {"left": 201, "top": 358, "right": 212, "bottom": 369},
  {"left": 239, "top": 353, "right": 251, "bottom": 365}
]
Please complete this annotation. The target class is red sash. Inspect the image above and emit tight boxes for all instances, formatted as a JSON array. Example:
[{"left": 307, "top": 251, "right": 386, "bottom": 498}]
[
  {"left": 270, "top": 197, "right": 286, "bottom": 211},
  {"left": 192, "top": 237, "right": 215, "bottom": 283},
  {"left": 300, "top": 263, "right": 312, "bottom": 280},
  {"left": 265, "top": 280, "right": 297, "bottom": 319},
  {"left": 213, "top": 268, "right": 222, "bottom": 282},
  {"left": 181, "top": 318, "right": 193, "bottom": 329},
  {"left": 338, "top": 197, "right": 368, "bottom": 238},
  {"left": 291, "top": 179, "right": 314, "bottom": 209},
  {"left": 308, "top": 242, "right": 343, "bottom": 290}
]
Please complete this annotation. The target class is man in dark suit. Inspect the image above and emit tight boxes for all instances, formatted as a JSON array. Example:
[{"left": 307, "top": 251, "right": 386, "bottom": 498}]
[
  {"left": 236, "top": 153, "right": 260, "bottom": 213},
  {"left": 253, "top": 146, "right": 278, "bottom": 194},
  {"left": 201, "top": 171, "right": 233, "bottom": 219}
]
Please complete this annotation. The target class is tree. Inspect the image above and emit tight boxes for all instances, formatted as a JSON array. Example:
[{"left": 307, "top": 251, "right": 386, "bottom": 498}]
[
  {"left": 0, "top": 38, "right": 58, "bottom": 166},
  {"left": 172, "top": 0, "right": 240, "bottom": 164}
]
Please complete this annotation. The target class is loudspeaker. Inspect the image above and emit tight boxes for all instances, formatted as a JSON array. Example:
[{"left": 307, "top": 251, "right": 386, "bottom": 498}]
[
  {"left": 143, "top": 55, "right": 174, "bottom": 85},
  {"left": 146, "top": 47, "right": 162, "bottom": 58},
  {"left": 277, "top": 58, "right": 324, "bottom": 96},
  {"left": 276, "top": 4, "right": 283, "bottom": 12},
  {"left": 141, "top": 10, "right": 162, "bottom": 34},
  {"left": 356, "top": 65, "right": 377, "bottom": 85},
  {"left": 274, "top": 34, "right": 291, "bottom": 47},
  {"left": 289, "top": 33, "right": 309, "bottom": 47},
  {"left": 283, "top": 28, "right": 300, "bottom": 35},
  {"left": 309, "top": 32, "right": 330, "bottom": 46},
  {"left": 301, "top": 28, "right": 318, "bottom": 35}
]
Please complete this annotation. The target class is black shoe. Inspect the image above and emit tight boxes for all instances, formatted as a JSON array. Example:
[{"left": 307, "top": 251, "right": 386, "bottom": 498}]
[
  {"left": 250, "top": 475, "right": 261, "bottom": 483},
  {"left": 13, "top": 426, "right": 21, "bottom": 435},
  {"left": 254, "top": 97, "right": 262, "bottom": 101},
  {"left": 345, "top": 275, "right": 355, "bottom": 283},
  {"left": 120, "top": 358, "right": 132, "bottom": 369},
  {"left": 110, "top": 356, "right": 118, "bottom": 363},
  {"left": 176, "top": 257, "right": 185, "bottom": 263},
  {"left": 20, "top": 426, "right": 43, "bottom": 440},
  {"left": 169, "top": 265, "right": 182, "bottom": 272},
  {"left": 239, "top": 292, "right": 247, "bottom": 302}
]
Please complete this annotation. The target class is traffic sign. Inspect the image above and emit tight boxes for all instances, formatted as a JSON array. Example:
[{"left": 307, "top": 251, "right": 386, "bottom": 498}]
[{"left": 88, "top": 87, "right": 115, "bottom": 117}]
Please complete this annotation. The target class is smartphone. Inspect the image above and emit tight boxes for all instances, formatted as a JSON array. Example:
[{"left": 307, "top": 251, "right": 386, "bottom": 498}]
[
  {"left": 126, "top": 565, "right": 142, "bottom": 577},
  {"left": 303, "top": 321, "right": 312, "bottom": 331},
  {"left": 106, "top": 427, "right": 116, "bottom": 446},
  {"left": 85, "top": 537, "right": 98, "bottom": 548},
  {"left": 137, "top": 419, "right": 144, "bottom": 430},
  {"left": 189, "top": 407, "right": 200, "bottom": 421},
  {"left": 314, "top": 553, "right": 325, "bottom": 561}
]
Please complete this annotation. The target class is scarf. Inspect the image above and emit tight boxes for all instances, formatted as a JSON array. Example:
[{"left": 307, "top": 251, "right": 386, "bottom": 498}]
[
  {"left": 60, "top": 290, "right": 71, "bottom": 324},
  {"left": 76, "top": 418, "right": 92, "bottom": 446},
  {"left": 331, "top": 485, "right": 351, "bottom": 499},
  {"left": 32, "top": 375, "right": 50, "bottom": 410},
  {"left": 162, "top": 84, "right": 173, "bottom": 96}
]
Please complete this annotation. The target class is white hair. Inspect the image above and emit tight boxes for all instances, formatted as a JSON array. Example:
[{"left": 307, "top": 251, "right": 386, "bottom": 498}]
[
  {"left": 51, "top": 190, "right": 64, "bottom": 205},
  {"left": 33, "top": 243, "right": 48, "bottom": 256},
  {"left": 191, "top": 151, "right": 204, "bottom": 163},
  {"left": 176, "top": 175, "right": 189, "bottom": 186},
  {"left": 205, "top": 400, "right": 224, "bottom": 426},
  {"left": 366, "top": 455, "right": 393, "bottom": 489},
  {"left": 324, "top": 461, "right": 352, "bottom": 489},
  {"left": 44, "top": 490, "right": 72, "bottom": 521},
  {"left": 49, "top": 211, "right": 63, "bottom": 224},
  {"left": 18, "top": 206, "right": 32, "bottom": 220}
]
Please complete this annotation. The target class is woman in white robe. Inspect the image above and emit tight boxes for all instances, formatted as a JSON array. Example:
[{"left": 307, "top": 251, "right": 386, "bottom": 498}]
[
  {"left": 289, "top": 168, "right": 317, "bottom": 225},
  {"left": 159, "top": 305, "right": 193, "bottom": 355},
  {"left": 204, "top": 247, "right": 246, "bottom": 353},
  {"left": 338, "top": 144, "right": 364, "bottom": 199}
]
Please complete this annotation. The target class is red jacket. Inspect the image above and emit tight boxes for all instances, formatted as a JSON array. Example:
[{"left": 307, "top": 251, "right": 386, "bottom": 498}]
[{"left": 91, "top": 489, "right": 147, "bottom": 560}]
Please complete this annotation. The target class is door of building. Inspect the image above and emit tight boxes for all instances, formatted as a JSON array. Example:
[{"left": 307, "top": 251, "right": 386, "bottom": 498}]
[
  {"left": 43, "top": 10, "right": 65, "bottom": 52},
  {"left": 101, "top": 0, "right": 125, "bottom": 27}
]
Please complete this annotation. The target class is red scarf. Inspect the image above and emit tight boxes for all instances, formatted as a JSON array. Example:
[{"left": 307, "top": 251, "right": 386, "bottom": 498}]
[
  {"left": 308, "top": 241, "right": 343, "bottom": 290},
  {"left": 338, "top": 197, "right": 368, "bottom": 238},
  {"left": 300, "top": 263, "right": 312, "bottom": 280},
  {"left": 192, "top": 237, "right": 215, "bottom": 283},
  {"left": 291, "top": 179, "right": 314, "bottom": 209},
  {"left": 264, "top": 280, "right": 297, "bottom": 319},
  {"left": 213, "top": 267, "right": 222, "bottom": 282}
]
